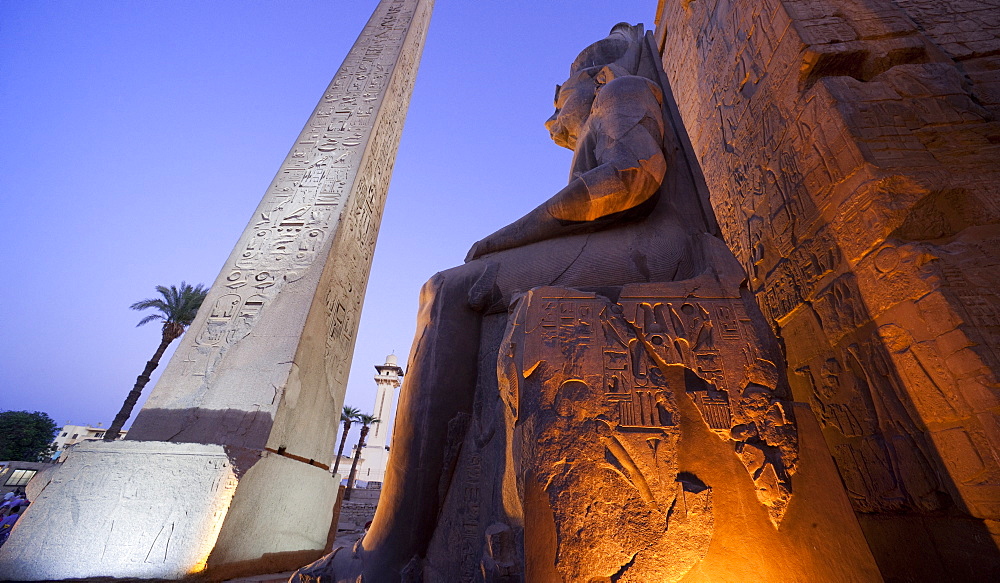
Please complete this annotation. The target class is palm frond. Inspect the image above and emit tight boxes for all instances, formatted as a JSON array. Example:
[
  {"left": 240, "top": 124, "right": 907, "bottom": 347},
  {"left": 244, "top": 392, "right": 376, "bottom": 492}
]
[
  {"left": 341, "top": 406, "right": 362, "bottom": 422},
  {"left": 357, "top": 413, "right": 380, "bottom": 426},
  {"left": 130, "top": 298, "right": 168, "bottom": 311},
  {"left": 135, "top": 313, "right": 164, "bottom": 327},
  {"left": 131, "top": 281, "right": 209, "bottom": 329}
]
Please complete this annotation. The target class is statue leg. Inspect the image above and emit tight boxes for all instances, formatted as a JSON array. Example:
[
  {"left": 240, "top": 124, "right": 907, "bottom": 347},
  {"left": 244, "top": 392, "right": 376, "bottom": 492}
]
[
  {"left": 358, "top": 262, "right": 488, "bottom": 579},
  {"left": 301, "top": 223, "right": 694, "bottom": 582}
]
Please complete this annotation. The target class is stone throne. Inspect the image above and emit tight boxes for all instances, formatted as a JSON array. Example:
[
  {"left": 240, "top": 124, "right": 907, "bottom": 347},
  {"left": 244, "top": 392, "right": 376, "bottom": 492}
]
[{"left": 298, "top": 23, "right": 877, "bottom": 583}]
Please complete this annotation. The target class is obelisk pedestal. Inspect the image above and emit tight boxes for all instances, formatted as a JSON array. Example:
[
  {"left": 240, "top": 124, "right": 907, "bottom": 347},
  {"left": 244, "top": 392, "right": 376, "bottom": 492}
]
[{"left": 0, "top": 0, "right": 433, "bottom": 579}]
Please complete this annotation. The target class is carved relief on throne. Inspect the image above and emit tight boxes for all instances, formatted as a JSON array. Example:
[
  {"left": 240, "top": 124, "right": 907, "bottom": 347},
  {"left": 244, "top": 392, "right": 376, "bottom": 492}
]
[
  {"left": 498, "top": 287, "right": 710, "bottom": 582},
  {"left": 618, "top": 275, "right": 799, "bottom": 522},
  {"left": 499, "top": 275, "right": 799, "bottom": 561}
]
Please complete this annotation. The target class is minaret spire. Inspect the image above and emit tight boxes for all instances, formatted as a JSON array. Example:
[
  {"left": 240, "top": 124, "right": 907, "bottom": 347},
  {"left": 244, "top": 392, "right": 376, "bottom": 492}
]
[{"left": 358, "top": 354, "right": 404, "bottom": 484}]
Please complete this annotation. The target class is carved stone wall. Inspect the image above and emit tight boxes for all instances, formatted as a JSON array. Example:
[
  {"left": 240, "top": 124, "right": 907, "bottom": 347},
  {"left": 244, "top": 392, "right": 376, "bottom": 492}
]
[{"left": 655, "top": 0, "right": 1000, "bottom": 578}]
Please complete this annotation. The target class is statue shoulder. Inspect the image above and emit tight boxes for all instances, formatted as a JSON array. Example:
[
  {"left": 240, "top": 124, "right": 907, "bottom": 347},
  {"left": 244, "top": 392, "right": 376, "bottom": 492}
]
[
  {"left": 590, "top": 75, "right": 665, "bottom": 140},
  {"left": 596, "top": 75, "right": 664, "bottom": 107}
]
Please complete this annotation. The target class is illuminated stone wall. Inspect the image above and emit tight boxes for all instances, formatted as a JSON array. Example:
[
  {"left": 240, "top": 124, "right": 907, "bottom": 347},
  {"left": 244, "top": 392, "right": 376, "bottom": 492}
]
[{"left": 655, "top": 0, "right": 1000, "bottom": 578}]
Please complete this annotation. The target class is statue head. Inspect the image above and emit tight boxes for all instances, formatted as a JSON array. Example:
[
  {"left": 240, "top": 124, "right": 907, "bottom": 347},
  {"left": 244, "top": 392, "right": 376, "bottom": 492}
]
[{"left": 545, "top": 23, "right": 646, "bottom": 150}]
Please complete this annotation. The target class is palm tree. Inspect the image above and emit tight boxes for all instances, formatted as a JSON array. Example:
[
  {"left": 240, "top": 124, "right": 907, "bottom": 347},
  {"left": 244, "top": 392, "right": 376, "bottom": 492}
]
[
  {"left": 344, "top": 413, "right": 380, "bottom": 500},
  {"left": 104, "top": 282, "right": 208, "bottom": 441},
  {"left": 332, "top": 405, "right": 362, "bottom": 476}
]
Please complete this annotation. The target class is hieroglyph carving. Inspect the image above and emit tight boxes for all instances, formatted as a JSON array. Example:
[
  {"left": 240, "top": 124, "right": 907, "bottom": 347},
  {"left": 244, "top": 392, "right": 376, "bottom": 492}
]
[
  {"left": 657, "top": 0, "right": 1000, "bottom": 528},
  {"left": 498, "top": 288, "right": 710, "bottom": 583},
  {"left": 320, "top": 0, "right": 431, "bottom": 390},
  {"left": 178, "top": 0, "right": 429, "bottom": 389},
  {"left": 492, "top": 277, "right": 799, "bottom": 580},
  {"left": 502, "top": 275, "right": 797, "bottom": 529}
]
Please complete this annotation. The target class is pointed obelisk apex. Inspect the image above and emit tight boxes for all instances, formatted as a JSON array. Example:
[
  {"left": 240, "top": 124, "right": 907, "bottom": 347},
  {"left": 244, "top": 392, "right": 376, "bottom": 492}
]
[{"left": 0, "top": 0, "right": 433, "bottom": 579}]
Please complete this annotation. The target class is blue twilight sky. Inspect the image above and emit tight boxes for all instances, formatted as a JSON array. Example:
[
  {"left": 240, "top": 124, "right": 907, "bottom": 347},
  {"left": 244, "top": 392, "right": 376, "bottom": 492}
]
[{"left": 0, "top": 1, "right": 658, "bottom": 446}]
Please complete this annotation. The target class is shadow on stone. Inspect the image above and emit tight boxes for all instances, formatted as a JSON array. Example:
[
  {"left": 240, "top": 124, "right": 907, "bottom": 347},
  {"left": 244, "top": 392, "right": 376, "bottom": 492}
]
[{"left": 126, "top": 407, "right": 274, "bottom": 451}]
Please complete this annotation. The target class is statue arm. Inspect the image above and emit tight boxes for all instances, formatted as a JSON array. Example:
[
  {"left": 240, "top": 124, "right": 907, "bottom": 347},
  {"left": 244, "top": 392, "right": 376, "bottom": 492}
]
[
  {"left": 466, "top": 116, "right": 666, "bottom": 262},
  {"left": 551, "top": 125, "right": 666, "bottom": 222}
]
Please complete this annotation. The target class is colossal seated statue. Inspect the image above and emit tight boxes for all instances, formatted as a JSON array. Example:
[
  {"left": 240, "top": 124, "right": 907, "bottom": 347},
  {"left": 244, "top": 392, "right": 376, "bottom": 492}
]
[{"left": 297, "top": 23, "right": 802, "bottom": 582}]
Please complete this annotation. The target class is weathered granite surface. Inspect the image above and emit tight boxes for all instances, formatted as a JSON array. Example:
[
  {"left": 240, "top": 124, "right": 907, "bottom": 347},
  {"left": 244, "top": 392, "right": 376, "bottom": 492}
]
[{"left": 0, "top": 441, "right": 238, "bottom": 580}]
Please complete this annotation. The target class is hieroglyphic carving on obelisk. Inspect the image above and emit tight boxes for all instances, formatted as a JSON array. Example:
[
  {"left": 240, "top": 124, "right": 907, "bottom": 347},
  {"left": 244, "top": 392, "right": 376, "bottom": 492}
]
[
  {"left": 126, "top": 0, "right": 433, "bottom": 464},
  {"left": 0, "top": 0, "right": 433, "bottom": 579}
]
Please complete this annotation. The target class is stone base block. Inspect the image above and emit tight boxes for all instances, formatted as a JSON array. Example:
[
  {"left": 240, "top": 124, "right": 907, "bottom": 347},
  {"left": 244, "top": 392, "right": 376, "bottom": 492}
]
[
  {"left": 0, "top": 441, "right": 238, "bottom": 580},
  {"left": 0, "top": 441, "right": 338, "bottom": 581},
  {"left": 206, "top": 452, "right": 338, "bottom": 579}
]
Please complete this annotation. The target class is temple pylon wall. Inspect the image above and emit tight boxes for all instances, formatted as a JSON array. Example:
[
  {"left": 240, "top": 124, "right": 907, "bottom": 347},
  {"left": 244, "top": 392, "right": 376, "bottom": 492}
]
[{"left": 655, "top": 0, "right": 1000, "bottom": 578}]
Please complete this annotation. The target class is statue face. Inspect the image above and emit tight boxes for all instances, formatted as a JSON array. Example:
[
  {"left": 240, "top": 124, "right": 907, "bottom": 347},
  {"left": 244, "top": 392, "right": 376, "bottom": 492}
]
[{"left": 545, "top": 69, "right": 599, "bottom": 150}]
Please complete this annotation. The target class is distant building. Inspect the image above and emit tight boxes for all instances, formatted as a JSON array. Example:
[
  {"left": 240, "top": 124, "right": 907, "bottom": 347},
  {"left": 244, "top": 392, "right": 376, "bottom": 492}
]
[
  {"left": 51, "top": 423, "right": 126, "bottom": 460},
  {"left": 0, "top": 461, "right": 50, "bottom": 496},
  {"left": 355, "top": 354, "right": 403, "bottom": 487}
]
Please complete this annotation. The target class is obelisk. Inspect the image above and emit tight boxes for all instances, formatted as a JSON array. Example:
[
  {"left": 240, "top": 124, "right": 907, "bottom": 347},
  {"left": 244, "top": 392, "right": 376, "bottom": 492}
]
[{"left": 0, "top": 0, "right": 433, "bottom": 579}]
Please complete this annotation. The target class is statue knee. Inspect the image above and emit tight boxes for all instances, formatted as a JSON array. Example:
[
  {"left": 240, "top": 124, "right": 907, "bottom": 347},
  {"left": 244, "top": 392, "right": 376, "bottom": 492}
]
[
  {"left": 418, "top": 261, "right": 499, "bottom": 316},
  {"left": 419, "top": 272, "right": 444, "bottom": 303},
  {"left": 418, "top": 266, "right": 469, "bottom": 308}
]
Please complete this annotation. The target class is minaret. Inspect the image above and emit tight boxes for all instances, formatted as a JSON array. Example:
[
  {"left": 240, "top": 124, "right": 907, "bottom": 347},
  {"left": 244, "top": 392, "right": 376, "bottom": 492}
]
[
  {"left": 0, "top": 0, "right": 434, "bottom": 579},
  {"left": 360, "top": 354, "right": 404, "bottom": 484}
]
